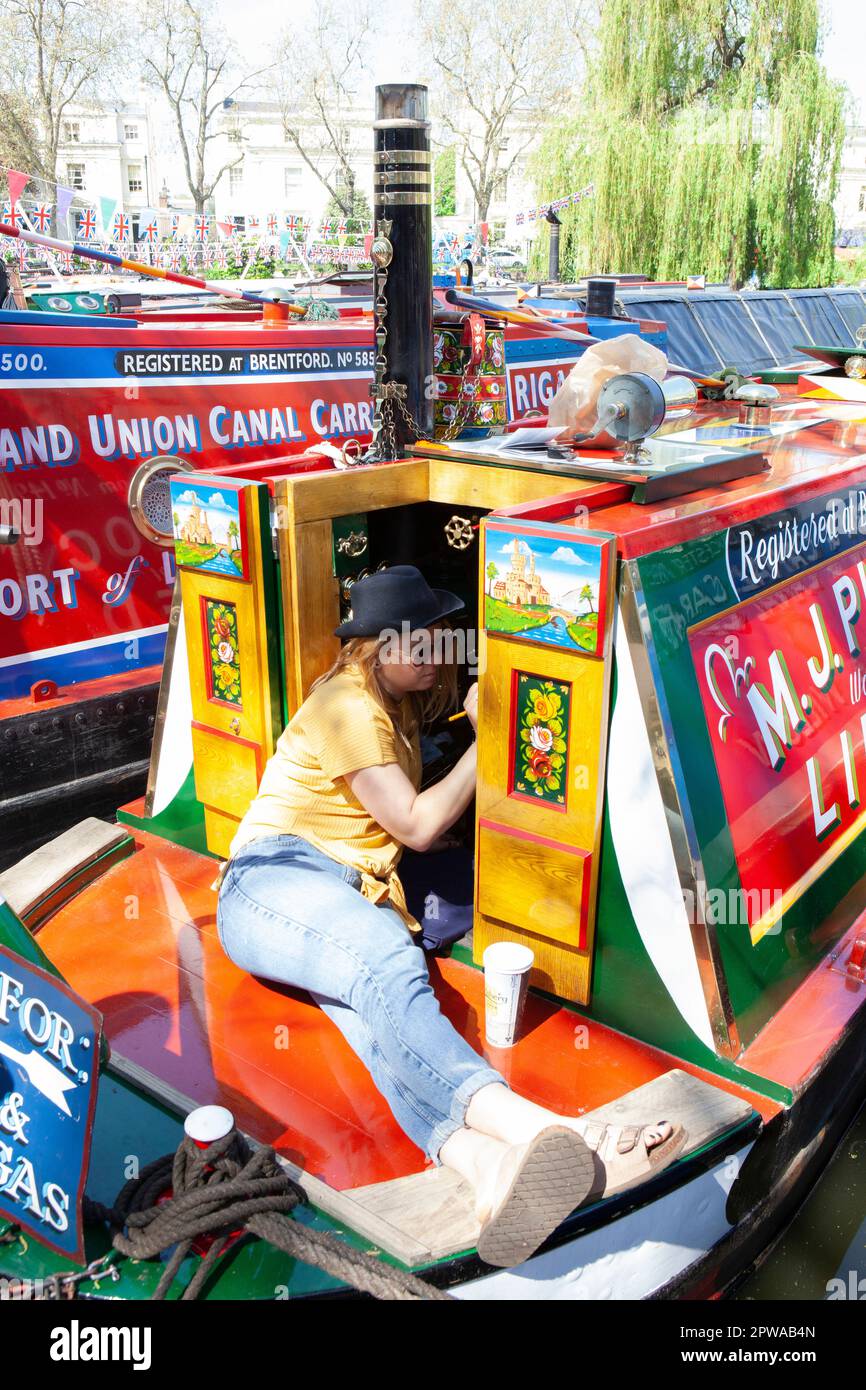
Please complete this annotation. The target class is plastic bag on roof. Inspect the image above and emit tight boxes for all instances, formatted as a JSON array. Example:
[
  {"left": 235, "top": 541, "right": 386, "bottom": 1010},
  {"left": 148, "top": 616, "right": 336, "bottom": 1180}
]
[{"left": 547, "top": 333, "right": 668, "bottom": 444}]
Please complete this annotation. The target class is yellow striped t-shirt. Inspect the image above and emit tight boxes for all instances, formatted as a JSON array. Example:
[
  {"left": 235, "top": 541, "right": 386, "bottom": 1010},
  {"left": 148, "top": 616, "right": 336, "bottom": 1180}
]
[{"left": 228, "top": 666, "right": 422, "bottom": 930}]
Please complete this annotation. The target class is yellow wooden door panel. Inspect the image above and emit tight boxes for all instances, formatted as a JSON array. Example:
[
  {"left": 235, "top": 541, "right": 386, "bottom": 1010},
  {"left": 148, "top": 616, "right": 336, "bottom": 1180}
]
[
  {"left": 182, "top": 577, "right": 265, "bottom": 743},
  {"left": 472, "top": 916, "right": 588, "bottom": 1003},
  {"left": 476, "top": 820, "right": 590, "bottom": 948},
  {"left": 476, "top": 636, "right": 606, "bottom": 847},
  {"left": 191, "top": 723, "right": 262, "bottom": 820},
  {"left": 172, "top": 475, "right": 280, "bottom": 857},
  {"left": 473, "top": 517, "right": 617, "bottom": 1005}
]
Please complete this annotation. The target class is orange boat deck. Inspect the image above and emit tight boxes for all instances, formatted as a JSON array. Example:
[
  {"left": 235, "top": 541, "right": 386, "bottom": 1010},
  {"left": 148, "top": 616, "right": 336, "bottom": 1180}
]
[{"left": 37, "top": 828, "right": 779, "bottom": 1192}]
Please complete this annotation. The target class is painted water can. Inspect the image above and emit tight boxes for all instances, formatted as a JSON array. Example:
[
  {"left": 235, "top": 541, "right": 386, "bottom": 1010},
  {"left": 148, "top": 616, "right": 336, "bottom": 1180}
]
[{"left": 433, "top": 312, "right": 507, "bottom": 439}]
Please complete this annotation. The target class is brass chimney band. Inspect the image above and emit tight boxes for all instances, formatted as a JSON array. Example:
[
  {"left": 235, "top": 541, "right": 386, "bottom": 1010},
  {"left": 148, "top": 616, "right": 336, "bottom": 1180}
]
[
  {"left": 374, "top": 170, "right": 431, "bottom": 188},
  {"left": 375, "top": 191, "right": 432, "bottom": 206},
  {"left": 373, "top": 149, "right": 431, "bottom": 165}
]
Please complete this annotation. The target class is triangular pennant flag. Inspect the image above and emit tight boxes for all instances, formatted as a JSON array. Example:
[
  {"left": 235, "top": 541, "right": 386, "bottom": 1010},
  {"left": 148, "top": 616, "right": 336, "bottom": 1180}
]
[
  {"left": 55, "top": 184, "right": 75, "bottom": 231},
  {"left": 216, "top": 220, "right": 234, "bottom": 239},
  {"left": 99, "top": 196, "right": 118, "bottom": 233},
  {"left": 6, "top": 170, "right": 29, "bottom": 205}
]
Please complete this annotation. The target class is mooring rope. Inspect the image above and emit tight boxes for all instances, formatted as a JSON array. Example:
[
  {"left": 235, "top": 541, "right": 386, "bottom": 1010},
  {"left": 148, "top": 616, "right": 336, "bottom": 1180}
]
[{"left": 85, "top": 1130, "right": 452, "bottom": 1302}]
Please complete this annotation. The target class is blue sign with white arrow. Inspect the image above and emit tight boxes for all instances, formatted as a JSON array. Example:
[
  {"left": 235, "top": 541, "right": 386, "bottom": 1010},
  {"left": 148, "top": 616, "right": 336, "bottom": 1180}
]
[{"left": 0, "top": 943, "right": 102, "bottom": 1263}]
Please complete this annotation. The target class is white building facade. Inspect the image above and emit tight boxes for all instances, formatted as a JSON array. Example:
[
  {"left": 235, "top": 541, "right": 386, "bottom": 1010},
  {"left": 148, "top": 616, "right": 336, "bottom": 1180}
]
[
  {"left": 49, "top": 93, "right": 866, "bottom": 257},
  {"left": 54, "top": 99, "right": 160, "bottom": 234},
  {"left": 837, "top": 125, "right": 866, "bottom": 243}
]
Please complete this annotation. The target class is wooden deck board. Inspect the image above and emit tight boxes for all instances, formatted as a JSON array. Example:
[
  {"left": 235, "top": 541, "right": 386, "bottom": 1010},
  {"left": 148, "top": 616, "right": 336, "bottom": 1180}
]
[{"left": 347, "top": 1068, "right": 754, "bottom": 1261}]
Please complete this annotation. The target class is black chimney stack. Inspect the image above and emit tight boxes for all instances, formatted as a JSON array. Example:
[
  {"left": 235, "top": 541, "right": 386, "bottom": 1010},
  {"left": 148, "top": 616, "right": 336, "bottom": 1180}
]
[
  {"left": 545, "top": 208, "right": 562, "bottom": 283},
  {"left": 371, "top": 84, "right": 433, "bottom": 457}
]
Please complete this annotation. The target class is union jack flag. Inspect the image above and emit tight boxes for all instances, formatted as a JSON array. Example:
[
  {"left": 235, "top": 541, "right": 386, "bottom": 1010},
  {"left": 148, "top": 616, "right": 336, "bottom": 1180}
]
[
  {"left": 286, "top": 214, "right": 301, "bottom": 234},
  {"left": 170, "top": 214, "right": 179, "bottom": 235},
  {"left": 320, "top": 217, "right": 332, "bottom": 236},
  {"left": 217, "top": 246, "right": 228, "bottom": 269},
  {"left": 170, "top": 248, "right": 181, "bottom": 271},
  {"left": 527, "top": 208, "right": 536, "bottom": 222},
  {"left": 60, "top": 250, "right": 73, "bottom": 272},
  {"left": 2, "top": 203, "right": 21, "bottom": 229},
  {"left": 267, "top": 214, "right": 278, "bottom": 234},
  {"left": 336, "top": 218, "right": 347, "bottom": 236},
  {"left": 112, "top": 211, "right": 130, "bottom": 241},
  {"left": 79, "top": 207, "right": 97, "bottom": 239},
  {"left": 33, "top": 204, "right": 52, "bottom": 232},
  {"left": 247, "top": 214, "right": 260, "bottom": 231},
  {"left": 515, "top": 212, "right": 524, "bottom": 225},
  {"left": 194, "top": 214, "right": 210, "bottom": 241},
  {"left": 17, "top": 243, "right": 27, "bottom": 270},
  {"left": 141, "top": 218, "right": 158, "bottom": 243}
]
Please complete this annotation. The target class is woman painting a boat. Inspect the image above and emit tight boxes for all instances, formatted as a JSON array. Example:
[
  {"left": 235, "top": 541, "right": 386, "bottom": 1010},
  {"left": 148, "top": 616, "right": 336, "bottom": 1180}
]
[{"left": 217, "top": 565, "right": 685, "bottom": 1267}]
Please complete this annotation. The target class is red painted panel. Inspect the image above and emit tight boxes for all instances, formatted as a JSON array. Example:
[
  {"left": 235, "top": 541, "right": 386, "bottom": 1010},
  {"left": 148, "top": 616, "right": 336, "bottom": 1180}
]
[{"left": 689, "top": 542, "right": 866, "bottom": 943}]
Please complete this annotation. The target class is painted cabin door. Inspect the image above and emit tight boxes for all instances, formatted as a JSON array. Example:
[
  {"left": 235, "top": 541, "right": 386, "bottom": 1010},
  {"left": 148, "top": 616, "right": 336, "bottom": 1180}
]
[
  {"left": 474, "top": 517, "right": 617, "bottom": 1004},
  {"left": 171, "top": 473, "right": 282, "bottom": 859}
]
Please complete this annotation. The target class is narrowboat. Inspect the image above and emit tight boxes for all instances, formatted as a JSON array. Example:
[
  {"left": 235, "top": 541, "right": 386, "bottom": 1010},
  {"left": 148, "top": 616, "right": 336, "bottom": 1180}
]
[
  {"left": 0, "top": 83, "right": 865, "bottom": 1302},
  {"left": 0, "top": 252, "right": 666, "bottom": 866}
]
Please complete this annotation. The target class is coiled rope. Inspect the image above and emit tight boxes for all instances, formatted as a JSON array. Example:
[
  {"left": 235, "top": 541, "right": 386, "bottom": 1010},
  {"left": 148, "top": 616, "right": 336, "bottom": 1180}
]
[{"left": 86, "top": 1128, "right": 452, "bottom": 1301}]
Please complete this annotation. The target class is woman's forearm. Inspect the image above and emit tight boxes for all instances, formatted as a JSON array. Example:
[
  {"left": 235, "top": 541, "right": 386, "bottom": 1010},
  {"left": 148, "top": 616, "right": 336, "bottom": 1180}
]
[
  {"left": 409, "top": 743, "right": 477, "bottom": 850},
  {"left": 346, "top": 742, "right": 478, "bottom": 852}
]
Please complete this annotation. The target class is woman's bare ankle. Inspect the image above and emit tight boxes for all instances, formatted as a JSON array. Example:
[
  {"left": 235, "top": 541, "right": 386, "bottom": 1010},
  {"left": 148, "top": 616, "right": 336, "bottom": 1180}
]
[{"left": 438, "top": 1127, "right": 514, "bottom": 1221}]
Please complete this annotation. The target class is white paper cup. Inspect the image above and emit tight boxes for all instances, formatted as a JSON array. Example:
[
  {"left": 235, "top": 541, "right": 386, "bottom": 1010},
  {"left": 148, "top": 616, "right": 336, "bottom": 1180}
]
[{"left": 483, "top": 942, "right": 534, "bottom": 1047}]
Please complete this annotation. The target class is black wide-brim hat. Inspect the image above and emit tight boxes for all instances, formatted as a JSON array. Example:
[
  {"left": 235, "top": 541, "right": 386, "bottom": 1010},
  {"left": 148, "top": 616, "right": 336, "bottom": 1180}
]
[{"left": 335, "top": 565, "right": 464, "bottom": 638}]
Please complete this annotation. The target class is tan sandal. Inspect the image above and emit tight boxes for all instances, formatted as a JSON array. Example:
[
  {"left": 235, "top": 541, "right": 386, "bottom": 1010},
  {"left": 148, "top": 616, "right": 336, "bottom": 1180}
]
[
  {"left": 476, "top": 1126, "right": 596, "bottom": 1269},
  {"left": 578, "top": 1119, "right": 688, "bottom": 1201}
]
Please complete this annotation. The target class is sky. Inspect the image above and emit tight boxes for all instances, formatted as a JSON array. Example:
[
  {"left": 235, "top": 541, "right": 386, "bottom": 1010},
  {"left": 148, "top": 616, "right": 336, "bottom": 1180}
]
[
  {"left": 214, "top": 0, "right": 866, "bottom": 120},
  {"left": 821, "top": 0, "right": 866, "bottom": 119}
]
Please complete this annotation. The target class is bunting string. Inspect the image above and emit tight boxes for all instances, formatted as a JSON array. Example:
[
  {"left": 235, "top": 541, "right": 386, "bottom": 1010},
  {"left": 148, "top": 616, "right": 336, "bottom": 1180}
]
[{"left": 514, "top": 183, "right": 595, "bottom": 226}]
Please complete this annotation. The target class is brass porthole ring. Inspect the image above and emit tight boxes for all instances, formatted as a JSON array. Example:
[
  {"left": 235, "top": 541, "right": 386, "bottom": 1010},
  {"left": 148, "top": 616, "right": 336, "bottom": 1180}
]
[{"left": 128, "top": 455, "right": 196, "bottom": 546}]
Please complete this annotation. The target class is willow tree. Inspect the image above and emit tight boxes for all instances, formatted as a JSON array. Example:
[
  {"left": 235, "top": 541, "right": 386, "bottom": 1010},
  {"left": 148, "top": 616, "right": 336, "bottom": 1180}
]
[{"left": 530, "top": 0, "right": 847, "bottom": 287}]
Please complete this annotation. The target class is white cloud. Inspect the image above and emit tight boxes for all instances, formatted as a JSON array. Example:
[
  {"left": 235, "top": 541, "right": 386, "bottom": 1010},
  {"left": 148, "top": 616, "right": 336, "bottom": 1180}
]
[
  {"left": 499, "top": 539, "right": 530, "bottom": 555},
  {"left": 551, "top": 546, "right": 592, "bottom": 567},
  {"left": 174, "top": 488, "right": 198, "bottom": 504},
  {"left": 207, "top": 491, "right": 229, "bottom": 509}
]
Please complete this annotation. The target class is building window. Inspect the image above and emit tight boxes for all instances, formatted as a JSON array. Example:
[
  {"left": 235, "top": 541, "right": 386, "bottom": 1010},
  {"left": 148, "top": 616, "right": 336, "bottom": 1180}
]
[
  {"left": 63, "top": 121, "right": 80, "bottom": 143},
  {"left": 127, "top": 164, "right": 144, "bottom": 194},
  {"left": 124, "top": 123, "right": 139, "bottom": 142},
  {"left": 66, "top": 163, "right": 85, "bottom": 190},
  {"left": 229, "top": 166, "right": 243, "bottom": 194},
  {"left": 227, "top": 127, "right": 243, "bottom": 144},
  {"left": 284, "top": 166, "right": 302, "bottom": 197}
]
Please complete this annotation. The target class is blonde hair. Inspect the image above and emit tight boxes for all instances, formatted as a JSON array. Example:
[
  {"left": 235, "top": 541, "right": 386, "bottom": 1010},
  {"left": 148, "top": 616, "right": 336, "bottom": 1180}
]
[{"left": 309, "top": 626, "right": 458, "bottom": 739}]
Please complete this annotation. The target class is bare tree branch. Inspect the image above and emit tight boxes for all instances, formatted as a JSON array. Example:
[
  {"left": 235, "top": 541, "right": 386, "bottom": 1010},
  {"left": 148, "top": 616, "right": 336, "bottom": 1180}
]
[
  {"left": 0, "top": 0, "right": 129, "bottom": 194},
  {"left": 418, "top": 0, "right": 589, "bottom": 221},
  {"left": 269, "top": 0, "right": 374, "bottom": 219},
  {"left": 142, "top": 0, "right": 271, "bottom": 213}
]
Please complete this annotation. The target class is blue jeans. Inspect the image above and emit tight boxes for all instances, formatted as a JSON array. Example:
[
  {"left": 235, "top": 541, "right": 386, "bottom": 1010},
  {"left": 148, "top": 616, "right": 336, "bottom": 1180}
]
[{"left": 216, "top": 833, "right": 506, "bottom": 1163}]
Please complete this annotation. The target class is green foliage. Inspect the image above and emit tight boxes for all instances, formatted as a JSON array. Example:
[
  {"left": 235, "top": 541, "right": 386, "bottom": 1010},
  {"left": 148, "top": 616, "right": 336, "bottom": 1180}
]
[
  {"left": 201, "top": 242, "right": 293, "bottom": 279},
  {"left": 529, "top": 0, "right": 846, "bottom": 288},
  {"left": 323, "top": 183, "right": 372, "bottom": 228},
  {"left": 835, "top": 249, "right": 866, "bottom": 286},
  {"left": 434, "top": 146, "right": 457, "bottom": 217}
]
